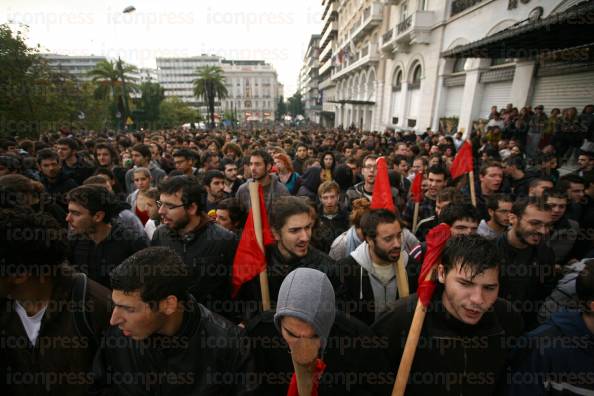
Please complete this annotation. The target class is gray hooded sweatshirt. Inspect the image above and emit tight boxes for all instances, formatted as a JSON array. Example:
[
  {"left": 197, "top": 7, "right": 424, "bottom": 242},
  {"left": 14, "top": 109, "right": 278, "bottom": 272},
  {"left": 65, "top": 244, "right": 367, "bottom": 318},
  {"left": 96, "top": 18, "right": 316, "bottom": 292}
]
[
  {"left": 349, "top": 241, "right": 409, "bottom": 319},
  {"left": 274, "top": 268, "right": 336, "bottom": 352}
]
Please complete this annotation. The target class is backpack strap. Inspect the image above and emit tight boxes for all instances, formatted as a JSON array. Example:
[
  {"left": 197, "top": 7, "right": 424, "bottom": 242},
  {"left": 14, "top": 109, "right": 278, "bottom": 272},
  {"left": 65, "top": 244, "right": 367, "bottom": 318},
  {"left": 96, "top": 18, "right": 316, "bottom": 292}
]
[{"left": 72, "top": 273, "right": 98, "bottom": 348}]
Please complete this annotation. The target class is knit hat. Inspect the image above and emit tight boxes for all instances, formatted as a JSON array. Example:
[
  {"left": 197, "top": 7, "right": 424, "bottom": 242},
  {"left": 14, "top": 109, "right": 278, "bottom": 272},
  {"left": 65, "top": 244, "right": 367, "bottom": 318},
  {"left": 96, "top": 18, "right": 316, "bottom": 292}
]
[{"left": 274, "top": 268, "right": 336, "bottom": 352}]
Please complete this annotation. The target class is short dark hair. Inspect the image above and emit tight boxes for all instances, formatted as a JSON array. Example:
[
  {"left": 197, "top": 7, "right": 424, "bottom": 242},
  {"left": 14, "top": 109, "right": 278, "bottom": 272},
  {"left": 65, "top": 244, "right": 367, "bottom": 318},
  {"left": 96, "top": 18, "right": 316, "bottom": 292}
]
[
  {"left": 110, "top": 247, "right": 191, "bottom": 309},
  {"left": 270, "top": 196, "right": 311, "bottom": 231},
  {"left": 427, "top": 165, "right": 448, "bottom": 179},
  {"left": 393, "top": 155, "right": 409, "bottom": 166},
  {"left": 173, "top": 148, "right": 197, "bottom": 161},
  {"left": 436, "top": 187, "right": 464, "bottom": 204},
  {"left": 158, "top": 175, "right": 204, "bottom": 211},
  {"left": 360, "top": 209, "right": 400, "bottom": 240},
  {"left": 250, "top": 149, "right": 273, "bottom": 166},
  {"left": 480, "top": 161, "right": 502, "bottom": 176},
  {"left": 221, "top": 158, "right": 237, "bottom": 170},
  {"left": 576, "top": 260, "right": 594, "bottom": 313},
  {"left": 95, "top": 143, "right": 119, "bottom": 165},
  {"left": 0, "top": 174, "right": 35, "bottom": 208},
  {"left": 503, "top": 155, "right": 525, "bottom": 171},
  {"left": 67, "top": 184, "right": 117, "bottom": 223},
  {"left": 528, "top": 176, "right": 554, "bottom": 189},
  {"left": 439, "top": 203, "right": 480, "bottom": 226},
  {"left": 56, "top": 137, "right": 78, "bottom": 150},
  {"left": 486, "top": 193, "right": 513, "bottom": 212},
  {"left": 558, "top": 175, "right": 585, "bottom": 191},
  {"left": 441, "top": 234, "right": 503, "bottom": 279},
  {"left": 0, "top": 207, "right": 67, "bottom": 276},
  {"left": 201, "top": 151, "right": 220, "bottom": 168},
  {"left": 544, "top": 187, "right": 568, "bottom": 201},
  {"left": 511, "top": 196, "right": 551, "bottom": 217},
  {"left": 203, "top": 170, "right": 225, "bottom": 187},
  {"left": 131, "top": 143, "right": 151, "bottom": 160},
  {"left": 217, "top": 198, "right": 246, "bottom": 225},
  {"left": 36, "top": 148, "right": 59, "bottom": 165}
]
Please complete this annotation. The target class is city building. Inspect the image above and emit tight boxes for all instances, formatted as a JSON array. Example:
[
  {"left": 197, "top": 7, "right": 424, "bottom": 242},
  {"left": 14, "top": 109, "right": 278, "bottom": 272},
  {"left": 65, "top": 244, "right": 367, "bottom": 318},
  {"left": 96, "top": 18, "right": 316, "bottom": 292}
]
[
  {"left": 300, "top": 35, "right": 322, "bottom": 123},
  {"left": 156, "top": 55, "right": 282, "bottom": 123},
  {"left": 319, "top": 0, "right": 339, "bottom": 127},
  {"left": 308, "top": 0, "right": 594, "bottom": 134},
  {"left": 40, "top": 54, "right": 108, "bottom": 82}
]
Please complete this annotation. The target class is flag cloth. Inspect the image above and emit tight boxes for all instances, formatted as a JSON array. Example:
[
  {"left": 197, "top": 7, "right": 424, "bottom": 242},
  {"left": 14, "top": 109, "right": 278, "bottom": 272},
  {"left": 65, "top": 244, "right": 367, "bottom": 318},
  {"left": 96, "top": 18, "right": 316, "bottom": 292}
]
[
  {"left": 370, "top": 157, "right": 396, "bottom": 213},
  {"left": 286, "top": 359, "right": 326, "bottom": 396},
  {"left": 417, "top": 224, "right": 451, "bottom": 307},
  {"left": 231, "top": 184, "right": 275, "bottom": 298},
  {"left": 410, "top": 171, "right": 424, "bottom": 204},
  {"left": 449, "top": 141, "right": 473, "bottom": 179}
]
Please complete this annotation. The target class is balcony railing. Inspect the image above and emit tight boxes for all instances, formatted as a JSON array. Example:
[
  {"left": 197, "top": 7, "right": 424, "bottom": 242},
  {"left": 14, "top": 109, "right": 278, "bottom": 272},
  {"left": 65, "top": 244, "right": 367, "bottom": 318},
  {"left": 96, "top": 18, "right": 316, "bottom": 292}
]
[
  {"left": 383, "top": 28, "right": 394, "bottom": 44},
  {"left": 451, "top": 0, "right": 483, "bottom": 17},
  {"left": 397, "top": 15, "right": 412, "bottom": 34}
]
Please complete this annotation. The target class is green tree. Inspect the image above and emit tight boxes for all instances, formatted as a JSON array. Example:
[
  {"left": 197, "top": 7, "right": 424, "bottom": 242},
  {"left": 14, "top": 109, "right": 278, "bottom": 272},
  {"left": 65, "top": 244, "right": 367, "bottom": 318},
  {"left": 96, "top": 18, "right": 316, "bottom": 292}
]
[
  {"left": 159, "top": 97, "right": 200, "bottom": 129},
  {"left": 275, "top": 96, "right": 287, "bottom": 121},
  {"left": 192, "top": 65, "right": 228, "bottom": 129},
  {"left": 136, "top": 81, "right": 165, "bottom": 128},
  {"left": 287, "top": 92, "right": 305, "bottom": 117}
]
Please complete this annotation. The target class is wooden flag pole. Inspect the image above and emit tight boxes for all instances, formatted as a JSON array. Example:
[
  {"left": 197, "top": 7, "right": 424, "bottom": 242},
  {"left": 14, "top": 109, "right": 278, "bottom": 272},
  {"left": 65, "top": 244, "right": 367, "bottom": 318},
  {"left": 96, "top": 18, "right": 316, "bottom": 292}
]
[
  {"left": 394, "top": 241, "right": 409, "bottom": 299},
  {"left": 391, "top": 268, "right": 434, "bottom": 396},
  {"left": 469, "top": 171, "right": 477, "bottom": 208},
  {"left": 248, "top": 182, "right": 271, "bottom": 311},
  {"left": 411, "top": 202, "right": 420, "bottom": 234}
]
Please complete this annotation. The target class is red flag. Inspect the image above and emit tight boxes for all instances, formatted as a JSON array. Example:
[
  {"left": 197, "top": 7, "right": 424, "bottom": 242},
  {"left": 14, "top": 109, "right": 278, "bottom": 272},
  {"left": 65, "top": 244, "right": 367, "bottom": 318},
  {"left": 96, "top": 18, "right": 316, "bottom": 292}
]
[
  {"left": 410, "top": 171, "right": 424, "bottom": 204},
  {"left": 449, "top": 141, "right": 473, "bottom": 179},
  {"left": 286, "top": 359, "right": 326, "bottom": 396},
  {"left": 417, "top": 224, "right": 451, "bottom": 307},
  {"left": 231, "top": 184, "right": 275, "bottom": 298},
  {"left": 370, "top": 157, "right": 396, "bottom": 213}
]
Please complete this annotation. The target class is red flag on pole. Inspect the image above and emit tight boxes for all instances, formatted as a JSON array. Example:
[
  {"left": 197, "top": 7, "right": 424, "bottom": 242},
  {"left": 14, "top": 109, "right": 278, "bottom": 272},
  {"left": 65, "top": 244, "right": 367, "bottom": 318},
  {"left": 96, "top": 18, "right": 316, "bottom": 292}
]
[
  {"left": 231, "top": 184, "right": 275, "bottom": 298},
  {"left": 449, "top": 141, "right": 473, "bottom": 180},
  {"left": 417, "top": 224, "right": 451, "bottom": 307},
  {"left": 410, "top": 171, "right": 424, "bottom": 204},
  {"left": 370, "top": 157, "right": 396, "bottom": 213},
  {"left": 286, "top": 359, "right": 326, "bottom": 396}
]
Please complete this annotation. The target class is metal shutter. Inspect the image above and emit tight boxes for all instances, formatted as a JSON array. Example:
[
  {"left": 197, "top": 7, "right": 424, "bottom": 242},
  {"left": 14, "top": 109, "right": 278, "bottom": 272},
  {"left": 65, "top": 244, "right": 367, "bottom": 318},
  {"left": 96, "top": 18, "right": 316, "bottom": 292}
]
[
  {"left": 391, "top": 91, "right": 401, "bottom": 118},
  {"left": 480, "top": 81, "right": 513, "bottom": 118},
  {"left": 531, "top": 71, "right": 594, "bottom": 112},
  {"left": 408, "top": 88, "right": 421, "bottom": 120},
  {"left": 444, "top": 85, "right": 464, "bottom": 117}
]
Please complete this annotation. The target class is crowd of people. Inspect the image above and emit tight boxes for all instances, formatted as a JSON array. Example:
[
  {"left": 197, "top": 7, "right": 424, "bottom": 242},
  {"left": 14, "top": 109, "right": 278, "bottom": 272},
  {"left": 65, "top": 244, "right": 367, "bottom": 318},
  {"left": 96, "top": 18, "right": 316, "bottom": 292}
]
[{"left": 1, "top": 102, "right": 593, "bottom": 396}]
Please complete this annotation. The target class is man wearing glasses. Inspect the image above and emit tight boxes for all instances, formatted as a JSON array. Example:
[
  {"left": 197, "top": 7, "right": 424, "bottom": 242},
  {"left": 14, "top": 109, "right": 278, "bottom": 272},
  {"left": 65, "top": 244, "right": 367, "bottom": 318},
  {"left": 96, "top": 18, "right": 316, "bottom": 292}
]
[
  {"left": 151, "top": 176, "right": 237, "bottom": 318},
  {"left": 345, "top": 154, "right": 399, "bottom": 210},
  {"left": 496, "top": 196, "right": 556, "bottom": 331}
]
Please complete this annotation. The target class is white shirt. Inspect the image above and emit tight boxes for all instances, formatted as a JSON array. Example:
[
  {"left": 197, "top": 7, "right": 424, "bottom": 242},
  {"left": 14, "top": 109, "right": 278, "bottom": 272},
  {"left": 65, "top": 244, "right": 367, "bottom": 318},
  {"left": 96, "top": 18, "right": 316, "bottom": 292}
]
[
  {"left": 372, "top": 262, "right": 395, "bottom": 285},
  {"left": 14, "top": 300, "right": 47, "bottom": 346}
]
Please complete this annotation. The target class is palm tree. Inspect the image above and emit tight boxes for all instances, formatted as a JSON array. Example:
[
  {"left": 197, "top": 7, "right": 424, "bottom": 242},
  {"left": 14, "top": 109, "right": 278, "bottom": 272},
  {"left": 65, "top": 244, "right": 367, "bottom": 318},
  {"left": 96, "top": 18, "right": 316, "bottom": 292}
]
[
  {"left": 87, "top": 59, "right": 138, "bottom": 128},
  {"left": 193, "top": 65, "right": 228, "bottom": 128}
]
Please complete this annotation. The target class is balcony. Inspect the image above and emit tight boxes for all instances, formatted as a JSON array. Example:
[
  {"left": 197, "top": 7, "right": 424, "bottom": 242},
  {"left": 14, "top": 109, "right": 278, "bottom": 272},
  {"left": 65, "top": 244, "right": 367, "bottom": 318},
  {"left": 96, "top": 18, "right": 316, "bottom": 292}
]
[
  {"left": 451, "top": 0, "right": 483, "bottom": 17},
  {"left": 319, "top": 57, "right": 333, "bottom": 76},
  {"left": 350, "top": 1, "right": 383, "bottom": 43},
  {"left": 382, "top": 11, "right": 433, "bottom": 53},
  {"left": 322, "top": 0, "right": 337, "bottom": 22},
  {"left": 319, "top": 75, "right": 336, "bottom": 90},
  {"left": 383, "top": 0, "right": 404, "bottom": 4},
  {"left": 331, "top": 42, "right": 379, "bottom": 80},
  {"left": 321, "top": 20, "right": 338, "bottom": 48},
  {"left": 319, "top": 41, "right": 333, "bottom": 62}
]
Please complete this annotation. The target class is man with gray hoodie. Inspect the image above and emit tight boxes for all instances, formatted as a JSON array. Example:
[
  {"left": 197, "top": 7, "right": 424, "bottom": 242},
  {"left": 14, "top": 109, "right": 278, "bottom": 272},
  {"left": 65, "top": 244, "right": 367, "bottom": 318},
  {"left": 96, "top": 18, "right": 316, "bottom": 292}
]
[
  {"left": 336, "top": 209, "right": 409, "bottom": 325},
  {"left": 246, "top": 268, "right": 390, "bottom": 395}
]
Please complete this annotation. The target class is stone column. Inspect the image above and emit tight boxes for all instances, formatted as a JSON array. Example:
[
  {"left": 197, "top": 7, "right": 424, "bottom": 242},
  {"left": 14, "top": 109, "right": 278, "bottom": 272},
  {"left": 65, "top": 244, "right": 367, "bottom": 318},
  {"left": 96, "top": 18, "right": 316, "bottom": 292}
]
[{"left": 510, "top": 59, "right": 536, "bottom": 108}]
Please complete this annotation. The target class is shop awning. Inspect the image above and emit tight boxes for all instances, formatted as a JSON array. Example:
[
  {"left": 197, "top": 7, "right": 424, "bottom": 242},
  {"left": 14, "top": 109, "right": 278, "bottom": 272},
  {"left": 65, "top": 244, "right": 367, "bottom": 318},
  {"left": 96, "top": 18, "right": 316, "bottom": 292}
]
[{"left": 441, "top": 0, "right": 594, "bottom": 59}]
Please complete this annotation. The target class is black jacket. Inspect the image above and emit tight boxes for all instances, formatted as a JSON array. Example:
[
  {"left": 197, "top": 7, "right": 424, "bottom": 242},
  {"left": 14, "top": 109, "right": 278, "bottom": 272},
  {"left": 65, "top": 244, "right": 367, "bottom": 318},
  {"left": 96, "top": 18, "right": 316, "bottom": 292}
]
[
  {"left": 235, "top": 244, "right": 337, "bottom": 321},
  {"left": 40, "top": 171, "right": 78, "bottom": 209},
  {"left": 496, "top": 232, "right": 557, "bottom": 331},
  {"left": 90, "top": 298, "right": 256, "bottom": 396},
  {"left": 151, "top": 217, "right": 238, "bottom": 317},
  {"left": 312, "top": 209, "right": 349, "bottom": 254},
  {"left": 372, "top": 292, "right": 524, "bottom": 396},
  {"left": 68, "top": 220, "right": 149, "bottom": 288},
  {"left": 1, "top": 266, "right": 112, "bottom": 396},
  {"left": 246, "top": 310, "right": 390, "bottom": 396}
]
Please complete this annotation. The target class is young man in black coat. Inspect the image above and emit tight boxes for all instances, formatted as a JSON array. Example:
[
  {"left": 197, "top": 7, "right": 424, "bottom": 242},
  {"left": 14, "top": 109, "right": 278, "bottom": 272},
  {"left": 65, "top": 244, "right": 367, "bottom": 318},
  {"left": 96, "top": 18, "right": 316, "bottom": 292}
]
[
  {"left": 90, "top": 246, "right": 256, "bottom": 396},
  {"left": 373, "top": 235, "right": 523, "bottom": 396},
  {"left": 312, "top": 181, "right": 349, "bottom": 254}
]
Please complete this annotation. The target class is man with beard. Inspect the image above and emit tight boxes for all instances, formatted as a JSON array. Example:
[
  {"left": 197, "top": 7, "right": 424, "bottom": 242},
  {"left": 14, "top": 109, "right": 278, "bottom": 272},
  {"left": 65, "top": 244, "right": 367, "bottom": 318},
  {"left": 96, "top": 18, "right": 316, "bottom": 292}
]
[
  {"left": 151, "top": 175, "right": 237, "bottom": 317},
  {"left": 66, "top": 184, "right": 148, "bottom": 287},
  {"left": 478, "top": 194, "right": 513, "bottom": 239},
  {"left": 496, "top": 196, "right": 556, "bottom": 331},
  {"left": 235, "top": 196, "right": 336, "bottom": 320},
  {"left": 56, "top": 137, "right": 94, "bottom": 185},
  {"left": 37, "top": 148, "right": 78, "bottom": 210},
  {"left": 203, "top": 170, "right": 226, "bottom": 212},
  {"left": 235, "top": 149, "right": 288, "bottom": 212},
  {"left": 336, "top": 209, "right": 409, "bottom": 325},
  {"left": 346, "top": 155, "right": 399, "bottom": 210},
  {"left": 221, "top": 158, "right": 242, "bottom": 196},
  {"left": 292, "top": 144, "right": 308, "bottom": 174},
  {"left": 402, "top": 165, "right": 447, "bottom": 229}
]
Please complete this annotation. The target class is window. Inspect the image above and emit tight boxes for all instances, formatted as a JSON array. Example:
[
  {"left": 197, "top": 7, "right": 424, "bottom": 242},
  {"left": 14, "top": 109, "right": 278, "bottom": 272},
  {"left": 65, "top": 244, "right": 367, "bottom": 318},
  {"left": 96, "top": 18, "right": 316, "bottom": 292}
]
[
  {"left": 393, "top": 69, "right": 403, "bottom": 91},
  {"left": 453, "top": 58, "right": 466, "bottom": 73},
  {"left": 491, "top": 58, "right": 513, "bottom": 66},
  {"left": 411, "top": 64, "right": 422, "bottom": 88}
]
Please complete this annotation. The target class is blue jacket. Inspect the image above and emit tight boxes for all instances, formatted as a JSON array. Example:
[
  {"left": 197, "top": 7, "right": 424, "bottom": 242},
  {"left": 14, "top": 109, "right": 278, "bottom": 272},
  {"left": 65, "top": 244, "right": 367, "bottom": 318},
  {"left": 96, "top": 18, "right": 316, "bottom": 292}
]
[{"left": 508, "top": 311, "right": 594, "bottom": 395}]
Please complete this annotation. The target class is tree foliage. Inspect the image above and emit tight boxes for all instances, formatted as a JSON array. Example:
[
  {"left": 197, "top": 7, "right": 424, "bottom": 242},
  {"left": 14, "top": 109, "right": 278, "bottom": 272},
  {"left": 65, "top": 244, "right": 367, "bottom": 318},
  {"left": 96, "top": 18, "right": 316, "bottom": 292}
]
[
  {"left": 193, "top": 65, "right": 228, "bottom": 128},
  {"left": 287, "top": 92, "right": 305, "bottom": 117}
]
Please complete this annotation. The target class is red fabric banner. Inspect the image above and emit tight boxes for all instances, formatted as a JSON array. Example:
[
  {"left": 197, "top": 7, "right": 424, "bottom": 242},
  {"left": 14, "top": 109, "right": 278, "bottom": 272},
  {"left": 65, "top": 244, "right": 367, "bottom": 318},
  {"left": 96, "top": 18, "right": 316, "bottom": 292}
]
[{"left": 370, "top": 157, "right": 396, "bottom": 213}]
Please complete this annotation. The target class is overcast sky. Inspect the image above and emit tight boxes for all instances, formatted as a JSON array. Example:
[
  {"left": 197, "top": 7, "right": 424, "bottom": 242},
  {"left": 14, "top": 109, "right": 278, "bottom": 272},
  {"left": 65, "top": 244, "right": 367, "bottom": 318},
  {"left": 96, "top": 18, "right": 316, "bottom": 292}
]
[{"left": 1, "top": 0, "right": 324, "bottom": 96}]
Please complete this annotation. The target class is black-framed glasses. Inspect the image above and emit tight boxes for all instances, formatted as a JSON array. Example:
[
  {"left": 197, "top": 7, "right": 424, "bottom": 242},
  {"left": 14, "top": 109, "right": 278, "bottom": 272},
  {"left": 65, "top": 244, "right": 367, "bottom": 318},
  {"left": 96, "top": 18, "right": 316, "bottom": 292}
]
[{"left": 156, "top": 200, "right": 185, "bottom": 210}]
